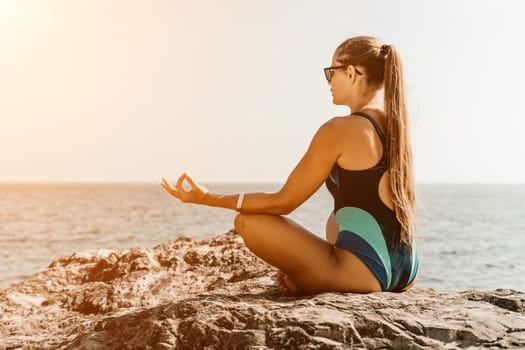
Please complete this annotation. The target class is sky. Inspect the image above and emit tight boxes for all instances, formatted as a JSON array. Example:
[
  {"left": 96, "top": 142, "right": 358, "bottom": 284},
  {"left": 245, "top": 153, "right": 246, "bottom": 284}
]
[{"left": 1, "top": 0, "right": 524, "bottom": 184}]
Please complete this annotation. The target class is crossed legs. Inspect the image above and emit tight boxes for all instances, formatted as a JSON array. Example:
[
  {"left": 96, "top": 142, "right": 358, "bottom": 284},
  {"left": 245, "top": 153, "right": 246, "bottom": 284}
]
[{"left": 233, "top": 213, "right": 382, "bottom": 294}]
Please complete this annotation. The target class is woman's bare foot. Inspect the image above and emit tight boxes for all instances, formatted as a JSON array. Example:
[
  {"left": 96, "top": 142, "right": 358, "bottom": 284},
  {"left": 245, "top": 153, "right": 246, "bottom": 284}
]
[{"left": 276, "top": 270, "right": 302, "bottom": 295}]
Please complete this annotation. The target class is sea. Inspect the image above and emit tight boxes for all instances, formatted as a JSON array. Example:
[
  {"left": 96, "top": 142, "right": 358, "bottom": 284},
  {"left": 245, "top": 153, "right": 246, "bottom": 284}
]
[{"left": 0, "top": 183, "right": 524, "bottom": 292}]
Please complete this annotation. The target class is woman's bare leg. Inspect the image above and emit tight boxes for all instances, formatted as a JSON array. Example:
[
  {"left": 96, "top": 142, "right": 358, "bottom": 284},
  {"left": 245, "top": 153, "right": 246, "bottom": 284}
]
[{"left": 234, "top": 213, "right": 381, "bottom": 294}]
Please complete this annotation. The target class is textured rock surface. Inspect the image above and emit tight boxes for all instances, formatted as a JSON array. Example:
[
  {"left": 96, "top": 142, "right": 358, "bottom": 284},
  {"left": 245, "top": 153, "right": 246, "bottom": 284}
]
[{"left": 1, "top": 231, "right": 524, "bottom": 349}]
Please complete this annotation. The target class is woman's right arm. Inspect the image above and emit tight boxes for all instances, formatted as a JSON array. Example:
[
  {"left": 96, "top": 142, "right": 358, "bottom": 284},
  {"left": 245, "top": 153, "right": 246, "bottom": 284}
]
[
  {"left": 163, "top": 119, "right": 343, "bottom": 215},
  {"left": 209, "top": 119, "right": 343, "bottom": 215}
]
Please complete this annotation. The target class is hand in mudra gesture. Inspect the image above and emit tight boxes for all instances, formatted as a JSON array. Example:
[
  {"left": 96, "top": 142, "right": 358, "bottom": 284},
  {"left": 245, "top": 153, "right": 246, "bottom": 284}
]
[{"left": 160, "top": 172, "right": 209, "bottom": 205}]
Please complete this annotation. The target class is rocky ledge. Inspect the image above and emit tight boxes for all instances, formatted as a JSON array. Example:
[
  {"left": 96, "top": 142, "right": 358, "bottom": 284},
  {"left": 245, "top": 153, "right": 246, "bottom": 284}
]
[{"left": 1, "top": 231, "right": 524, "bottom": 349}]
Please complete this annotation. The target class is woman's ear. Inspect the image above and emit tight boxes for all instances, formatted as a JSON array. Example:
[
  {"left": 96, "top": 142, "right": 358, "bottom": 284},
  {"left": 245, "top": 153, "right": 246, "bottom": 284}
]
[{"left": 346, "top": 65, "right": 356, "bottom": 80}]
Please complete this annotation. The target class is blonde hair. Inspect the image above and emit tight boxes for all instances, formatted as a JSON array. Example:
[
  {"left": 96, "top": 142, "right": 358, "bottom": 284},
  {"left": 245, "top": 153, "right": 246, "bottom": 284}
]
[{"left": 335, "top": 36, "right": 416, "bottom": 246}]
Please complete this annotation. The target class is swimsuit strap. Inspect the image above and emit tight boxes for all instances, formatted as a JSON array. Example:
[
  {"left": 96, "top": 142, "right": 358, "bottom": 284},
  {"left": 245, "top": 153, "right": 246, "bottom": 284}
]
[{"left": 350, "top": 111, "right": 387, "bottom": 145}]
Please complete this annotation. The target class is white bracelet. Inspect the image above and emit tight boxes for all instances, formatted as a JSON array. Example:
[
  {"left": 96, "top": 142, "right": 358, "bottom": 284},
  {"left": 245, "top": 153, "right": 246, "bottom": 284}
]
[{"left": 236, "top": 192, "right": 245, "bottom": 212}]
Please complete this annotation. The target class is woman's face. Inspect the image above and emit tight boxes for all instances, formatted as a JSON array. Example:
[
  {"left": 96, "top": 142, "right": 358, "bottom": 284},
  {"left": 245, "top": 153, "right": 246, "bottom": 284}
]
[
  {"left": 328, "top": 54, "right": 365, "bottom": 107},
  {"left": 328, "top": 56, "right": 352, "bottom": 106}
]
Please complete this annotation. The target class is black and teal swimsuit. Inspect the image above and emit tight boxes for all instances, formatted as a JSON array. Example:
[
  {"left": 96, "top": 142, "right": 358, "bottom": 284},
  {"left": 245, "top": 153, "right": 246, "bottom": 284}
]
[{"left": 325, "top": 111, "right": 418, "bottom": 292}]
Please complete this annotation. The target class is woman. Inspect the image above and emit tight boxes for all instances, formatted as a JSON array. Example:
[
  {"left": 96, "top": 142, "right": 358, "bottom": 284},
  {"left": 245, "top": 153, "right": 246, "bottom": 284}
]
[{"left": 161, "top": 35, "right": 419, "bottom": 295}]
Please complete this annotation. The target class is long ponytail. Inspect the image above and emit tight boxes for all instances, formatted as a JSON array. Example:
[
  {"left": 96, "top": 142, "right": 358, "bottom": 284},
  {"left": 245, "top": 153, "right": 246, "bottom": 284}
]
[{"left": 383, "top": 44, "right": 416, "bottom": 246}]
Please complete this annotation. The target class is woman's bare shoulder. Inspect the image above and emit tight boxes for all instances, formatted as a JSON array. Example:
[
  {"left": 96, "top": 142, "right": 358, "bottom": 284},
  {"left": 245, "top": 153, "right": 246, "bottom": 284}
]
[
  {"left": 317, "top": 117, "right": 357, "bottom": 140},
  {"left": 324, "top": 115, "right": 373, "bottom": 136},
  {"left": 323, "top": 115, "right": 358, "bottom": 128},
  {"left": 322, "top": 112, "right": 386, "bottom": 139}
]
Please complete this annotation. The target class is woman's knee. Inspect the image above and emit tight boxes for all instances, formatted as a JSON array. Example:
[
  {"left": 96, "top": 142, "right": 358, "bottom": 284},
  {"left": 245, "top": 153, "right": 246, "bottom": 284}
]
[
  {"left": 234, "top": 213, "right": 274, "bottom": 231},
  {"left": 234, "top": 213, "right": 283, "bottom": 241},
  {"left": 234, "top": 213, "right": 263, "bottom": 246},
  {"left": 234, "top": 213, "right": 249, "bottom": 232},
  {"left": 234, "top": 213, "right": 257, "bottom": 236}
]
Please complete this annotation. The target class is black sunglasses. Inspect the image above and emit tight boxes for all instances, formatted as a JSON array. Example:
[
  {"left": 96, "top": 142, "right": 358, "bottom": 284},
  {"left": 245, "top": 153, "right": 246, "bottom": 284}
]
[{"left": 323, "top": 65, "right": 362, "bottom": 82}]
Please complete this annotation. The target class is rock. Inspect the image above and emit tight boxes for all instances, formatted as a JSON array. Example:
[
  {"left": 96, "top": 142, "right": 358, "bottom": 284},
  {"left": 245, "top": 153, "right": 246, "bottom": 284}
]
[{"left": 0, "top": 231, "right": 524, "bottom": 349}]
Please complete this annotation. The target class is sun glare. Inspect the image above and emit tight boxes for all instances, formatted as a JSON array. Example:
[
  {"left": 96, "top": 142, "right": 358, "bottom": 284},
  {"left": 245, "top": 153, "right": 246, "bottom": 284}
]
[
  {"left": 0, "top": 0, "right": 21, "bottom": 23},
  {"left": 0, "top": 0, "right": 36, "bottom": 33}
]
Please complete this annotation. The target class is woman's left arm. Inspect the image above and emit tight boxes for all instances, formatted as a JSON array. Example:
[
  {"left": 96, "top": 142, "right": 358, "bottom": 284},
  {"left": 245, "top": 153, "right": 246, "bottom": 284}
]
[{"left": 160, "top": 119, "right": 343, "bottom": 214}]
